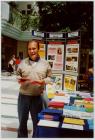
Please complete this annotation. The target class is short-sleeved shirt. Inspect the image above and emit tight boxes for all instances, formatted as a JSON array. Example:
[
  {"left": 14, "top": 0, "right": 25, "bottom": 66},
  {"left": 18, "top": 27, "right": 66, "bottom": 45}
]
[{"left": 17, "top": 57, "right": 52, "bottom": 96}]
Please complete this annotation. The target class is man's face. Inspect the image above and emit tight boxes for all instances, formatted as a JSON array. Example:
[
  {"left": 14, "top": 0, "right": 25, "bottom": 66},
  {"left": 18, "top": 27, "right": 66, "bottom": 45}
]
[{"left": 28, "top": 41, "right": 39, "bottom": 60}]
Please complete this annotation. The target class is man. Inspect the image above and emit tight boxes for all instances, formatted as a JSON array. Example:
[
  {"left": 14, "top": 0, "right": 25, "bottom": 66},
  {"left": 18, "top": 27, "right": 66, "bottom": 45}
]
[{"left": 17, "top": 40, "right": 52, "bottom": 137}]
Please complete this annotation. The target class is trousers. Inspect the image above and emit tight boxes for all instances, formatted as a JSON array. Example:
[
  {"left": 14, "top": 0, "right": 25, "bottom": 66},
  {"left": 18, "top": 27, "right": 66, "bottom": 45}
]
[{"left": 17, "top": 93, "right": 43, "bottom": 138}]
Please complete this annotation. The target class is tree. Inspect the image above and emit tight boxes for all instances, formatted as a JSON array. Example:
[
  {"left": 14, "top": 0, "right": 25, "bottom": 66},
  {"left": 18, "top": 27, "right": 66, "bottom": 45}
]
[{"left": 37, "top": 1, "right": 93, "bottom": 49}]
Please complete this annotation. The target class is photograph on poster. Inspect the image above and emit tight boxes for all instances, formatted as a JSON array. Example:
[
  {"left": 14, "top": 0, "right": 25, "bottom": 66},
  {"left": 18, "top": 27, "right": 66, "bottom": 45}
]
[
  {"left": 66, "top": 57, "right": 72, "bottom": 62},
  {"left": 66, "top": 65, "right": 73, "bottom": 71},
  {"left": 66, "top": 65, "right": 77, "bottom": 72},
  {"left": 72, "top": 48, "right": 78, "bottom": 53},
  {"left": 67, "top": 48, "right": 72, "bottom": 53},
  {"left": 49, "top": 61, "right": 53, "bottom": 68},
  {"left": 72, "top": 57, "right": 77, "bottom": 62},
  {"left": 48, "top": 55, "right": 55, "bottom": 60},
  {"left": 57, "top": 48, "right": 62, "bottom": 55}
]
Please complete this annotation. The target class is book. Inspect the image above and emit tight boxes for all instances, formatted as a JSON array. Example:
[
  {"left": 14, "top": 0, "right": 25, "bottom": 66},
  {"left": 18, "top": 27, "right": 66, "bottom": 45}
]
[
  {"left": 37, "top": 119, "right": 59, "bottom": 128},
  {"left": 62, "top": 123, "right": 83, "bottom": 130},
  {"left": 63, "top": 117, "right": 84, "bottom": 125},
  {"left": 41, "top": 108, "right": 63, "bottom": 115},
  {"left": 38, "top": 113, "right": 59, "bottom": 121},
  {"left": 52, "top": 98, "right": 70, "bottom": 104},
  {"left": 63, "top": 108, "right": 93, "bottom": 119},
  {"left": 48, "top": 101, "right": 64, "bottom": 108}
]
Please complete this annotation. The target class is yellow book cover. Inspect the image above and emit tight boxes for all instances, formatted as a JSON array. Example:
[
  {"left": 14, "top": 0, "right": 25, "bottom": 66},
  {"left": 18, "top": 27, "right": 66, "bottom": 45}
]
[
  {"left": 63, "top": 117, "right": 84, "bottom": 125},
  {"left": 48, "top": 93, "right": 55, "bottom": 99}
]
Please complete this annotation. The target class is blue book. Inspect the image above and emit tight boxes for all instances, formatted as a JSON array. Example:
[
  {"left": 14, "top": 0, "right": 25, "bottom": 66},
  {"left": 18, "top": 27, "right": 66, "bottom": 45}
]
[
  {"left": 38, "top": 113, "right": 59, "bottom": 121},
  {"left": 64, "top": 105, "right": 86, "bottom": 112},
  {"left": 41, "top": 108, "right": 63, "bottom": 115},
  {"left": 87, "top": 119, "right": 93, "bottom": 130}
]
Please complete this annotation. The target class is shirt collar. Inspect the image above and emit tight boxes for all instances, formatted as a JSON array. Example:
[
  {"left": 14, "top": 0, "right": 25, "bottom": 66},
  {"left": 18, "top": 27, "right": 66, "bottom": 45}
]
[{"left": 29, "top": 56, "right": 40, "bottom": 62}]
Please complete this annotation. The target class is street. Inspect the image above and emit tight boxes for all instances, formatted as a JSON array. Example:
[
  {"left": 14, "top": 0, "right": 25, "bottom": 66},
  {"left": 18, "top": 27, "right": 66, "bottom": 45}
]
[{"left": 1, "top": 73, "right": 33, "bottom": 138}]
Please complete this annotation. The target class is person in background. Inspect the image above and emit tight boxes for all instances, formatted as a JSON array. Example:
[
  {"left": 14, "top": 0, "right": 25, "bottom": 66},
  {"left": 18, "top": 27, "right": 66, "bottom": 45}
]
[
  {"left": 88, "top": 65, "right": 93, "bottom": 92},
  {"left": 8, "top": 54, "right": 16, "bottom": 75},
  {"left": 16, "top": 40, "right": 52, "bottom": 138},
  {"left": 15, "top": 56, "right": 21, "bottom": 70}
]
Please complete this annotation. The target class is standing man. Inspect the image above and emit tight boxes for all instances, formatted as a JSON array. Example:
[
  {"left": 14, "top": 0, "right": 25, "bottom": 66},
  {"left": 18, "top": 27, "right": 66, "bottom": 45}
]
[{"left": 17, "top": 40, "right": 52, "bottom": 138}]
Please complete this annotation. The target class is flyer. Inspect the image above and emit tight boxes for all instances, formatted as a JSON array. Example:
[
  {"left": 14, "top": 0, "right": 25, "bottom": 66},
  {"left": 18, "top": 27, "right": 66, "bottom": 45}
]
[
  {"left": 64, "top": 75, "right": 77, "bottom": 91},
  {"left": 46, "top": 74, "right": 63, "bottom": 97}
]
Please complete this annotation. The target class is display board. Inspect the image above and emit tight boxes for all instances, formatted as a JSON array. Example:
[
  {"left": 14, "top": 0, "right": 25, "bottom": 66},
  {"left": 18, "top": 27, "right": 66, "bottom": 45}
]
[
  {"left": 65, "top": 43, "right": 79, "bottom": 73},
  {"left": 64, "top": 75, "right": 77, "bottom": 91},
  {"left": 47, "top": 42, "right": 64, "bottom": 70},
  {"left": 32, "top": 30, "right": 80, "bottom": 92},
  {"left": 46, "top": 73, "right": 62, "bottom": 91},
  {"left": 39, "top": 43, "right": 46, "bottom": 59}
]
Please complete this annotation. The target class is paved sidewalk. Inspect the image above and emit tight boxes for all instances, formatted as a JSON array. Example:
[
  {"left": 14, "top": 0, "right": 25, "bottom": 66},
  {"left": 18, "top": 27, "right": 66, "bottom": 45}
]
[{"left": 1, "top": 74, "right": 33, "bottom": 138}]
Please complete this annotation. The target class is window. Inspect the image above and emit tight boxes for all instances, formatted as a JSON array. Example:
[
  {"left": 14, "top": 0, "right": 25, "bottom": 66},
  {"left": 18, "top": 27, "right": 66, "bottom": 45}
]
[
  {"left": 21, "top": 10, "right": 26, "bottom": 15},
  {"left": 27, "top": 4, "right": 31, "bottom": 9},
  {"left": 27, "top": 10, "right": 31, "bottom": 15}
]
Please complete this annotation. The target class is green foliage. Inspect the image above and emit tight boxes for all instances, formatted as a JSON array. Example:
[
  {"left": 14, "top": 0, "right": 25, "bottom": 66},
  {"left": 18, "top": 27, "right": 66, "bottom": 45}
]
[
  {"left": 60, "top": 27, "right": 71, "bottom": 32},
  {"left": 9, "top": 8, "right": 22, "bottom": 29},
  {"left": 21, "top": 15, "right": 39, "bottom": 31},
  {"left": 21, "top": 15, "right": 30, "bottom": 31}
]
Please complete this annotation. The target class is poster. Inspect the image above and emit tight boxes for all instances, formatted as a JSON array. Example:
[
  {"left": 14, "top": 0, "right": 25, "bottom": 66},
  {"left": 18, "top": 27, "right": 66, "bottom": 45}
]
[
  {"left": 47, "top": 43, "right": 64, "bottom": 70},
  {"left": 46, "top": 74, "right": 63, "bottom": 97},
  {"left": 39, "top": 43, "right": 46, "bottom": 59},
  {"left": 64, "top": 75, "right": 77, "bottom": 91},
  {"left": 65, "top": 43, "right": 79, "bottom": 73}
]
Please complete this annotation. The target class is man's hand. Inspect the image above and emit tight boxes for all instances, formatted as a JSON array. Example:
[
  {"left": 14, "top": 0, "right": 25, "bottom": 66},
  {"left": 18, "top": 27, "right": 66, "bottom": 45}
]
[
  {"left": 17, "top": 78, "right": 45, "bottom": 85},
  {"left": 17, "top": 77, "right": 30, "bottom": 84},
  {"left": 30, "top": 80, "right": 45, "bottom": 85}
]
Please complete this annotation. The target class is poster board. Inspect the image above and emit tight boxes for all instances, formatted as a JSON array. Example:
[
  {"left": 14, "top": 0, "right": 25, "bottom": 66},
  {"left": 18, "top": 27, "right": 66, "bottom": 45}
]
[
  {"left": 65, "top": 43, "right": 79, "bottom": 73},
  {"left": 46, "top": 74, "right": 63, "bottom": 98},
  {"left": 64, "top": 75, "right": 77, "bottom": 91},
  {"left": 39, "top": 43, "right": 46, "bottom": 59},
  {"left": 47, "top": 43, "right": 64, "bottom": 70}
]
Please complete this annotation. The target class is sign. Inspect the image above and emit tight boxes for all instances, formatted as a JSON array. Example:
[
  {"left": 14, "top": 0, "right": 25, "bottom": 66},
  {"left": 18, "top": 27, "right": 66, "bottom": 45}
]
[
  {"left": 49, "top": 33, "right": 63, "bottom": 38},
  {"left": 68, "top": 31, "right": 79, "bottom": 37},
  {"left": 32, "top": 30, "right": 45, "bottom": 37}
]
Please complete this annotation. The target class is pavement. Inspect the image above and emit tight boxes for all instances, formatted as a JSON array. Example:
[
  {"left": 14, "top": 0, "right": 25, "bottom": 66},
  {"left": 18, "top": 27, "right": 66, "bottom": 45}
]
[{"left": 1, "top": 72, "right": 33, "bottom": 138}]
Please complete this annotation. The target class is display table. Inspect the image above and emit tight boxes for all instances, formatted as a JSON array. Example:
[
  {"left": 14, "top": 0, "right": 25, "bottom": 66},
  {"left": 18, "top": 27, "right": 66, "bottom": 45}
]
[
  {"left": 35, "top": 91, "right": 94, "bottom": 138},
  {"left": 35, "top": 123, "right": 93, "bottom": 138}
]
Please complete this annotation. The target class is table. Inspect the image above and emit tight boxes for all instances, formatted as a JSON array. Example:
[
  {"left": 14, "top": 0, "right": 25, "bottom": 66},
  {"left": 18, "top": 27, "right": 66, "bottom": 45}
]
[{"left": 35, "top": 123, "right": 93, "bottom": 138}]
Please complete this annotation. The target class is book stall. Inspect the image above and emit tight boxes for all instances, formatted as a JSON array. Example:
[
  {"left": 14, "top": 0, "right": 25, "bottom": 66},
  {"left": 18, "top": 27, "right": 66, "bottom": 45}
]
[
  {"left": 32, "top": 30, "right": 94, "bottom": 138},
  {"left": 36, "top": 90, "right": 93, "bottom": 138}
]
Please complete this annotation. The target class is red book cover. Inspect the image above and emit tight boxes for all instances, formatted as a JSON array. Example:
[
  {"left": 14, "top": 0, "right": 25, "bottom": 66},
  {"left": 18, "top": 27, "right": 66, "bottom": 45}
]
[{"left": 48, "top": 101, "right": 64, "bottom": 108}]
